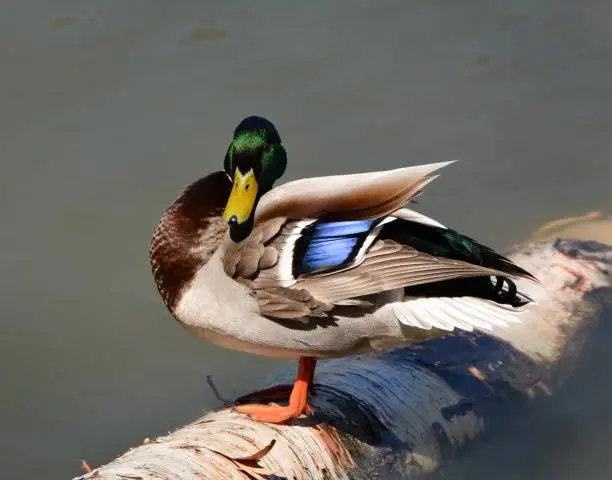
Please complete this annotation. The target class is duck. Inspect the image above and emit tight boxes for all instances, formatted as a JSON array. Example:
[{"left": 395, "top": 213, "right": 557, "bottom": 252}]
[{"left": 149, "top": 115, "right": 538, "bottom": 424}]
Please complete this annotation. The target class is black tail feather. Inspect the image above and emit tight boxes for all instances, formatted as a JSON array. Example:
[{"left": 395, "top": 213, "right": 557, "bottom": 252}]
[{"left": 379, "top": 219, "right": 537, "bottom": 282}]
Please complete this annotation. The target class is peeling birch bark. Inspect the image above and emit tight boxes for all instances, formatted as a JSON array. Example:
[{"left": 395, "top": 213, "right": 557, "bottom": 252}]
[{"left": 74, "top": 215, "right": 612, "bottom": 480}]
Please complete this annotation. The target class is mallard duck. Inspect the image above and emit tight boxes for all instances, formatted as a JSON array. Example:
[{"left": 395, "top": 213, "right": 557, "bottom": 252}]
[{"left": 149, "top": 116, "right": 537, "bottom": 424}]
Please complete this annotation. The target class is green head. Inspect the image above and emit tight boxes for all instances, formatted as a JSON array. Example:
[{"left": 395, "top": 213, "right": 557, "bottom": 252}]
[{"left": 222, "top": 116, "right": 287, "bottom": 242}]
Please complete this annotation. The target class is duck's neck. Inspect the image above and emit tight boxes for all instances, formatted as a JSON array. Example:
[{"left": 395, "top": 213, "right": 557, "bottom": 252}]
[{"left": 149, "top": 171, "right": 232, "bottom": 311}]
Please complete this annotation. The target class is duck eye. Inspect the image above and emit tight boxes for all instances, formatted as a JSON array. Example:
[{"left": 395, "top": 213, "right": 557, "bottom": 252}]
[{"left": 245, "top": 184, "right": 250, "bottom": 191}]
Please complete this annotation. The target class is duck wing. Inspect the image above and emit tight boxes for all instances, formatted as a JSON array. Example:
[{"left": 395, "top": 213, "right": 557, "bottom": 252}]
[{"left": 223, "top": 161, "right": 536, "bottom": 327}]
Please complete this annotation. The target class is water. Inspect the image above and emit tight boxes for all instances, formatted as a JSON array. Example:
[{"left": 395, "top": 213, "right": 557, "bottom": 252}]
[
  {"left": 1, "top": 1, "right": 612, "bottom": 478},
  {"left": 427, "top": 299, "right": 612, "bottom": 480}
]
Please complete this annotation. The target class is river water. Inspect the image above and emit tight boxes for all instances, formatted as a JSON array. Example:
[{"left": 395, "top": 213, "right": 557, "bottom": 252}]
[{"left": 2, "top": 1, "right": 612, "bottom": 478}]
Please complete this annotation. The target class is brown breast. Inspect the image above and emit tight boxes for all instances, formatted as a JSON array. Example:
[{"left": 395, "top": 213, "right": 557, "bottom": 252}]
[{"left": 149, "top": 171, "right": 232, "bottom": 312}]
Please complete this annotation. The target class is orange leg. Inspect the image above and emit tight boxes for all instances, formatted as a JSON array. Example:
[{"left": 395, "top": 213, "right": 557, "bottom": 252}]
[{"left": 233, "top": 357, "right": 317, "bottom": 423}]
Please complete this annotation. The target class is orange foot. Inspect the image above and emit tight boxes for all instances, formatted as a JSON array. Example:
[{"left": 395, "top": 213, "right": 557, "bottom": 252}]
[
  {"left": 233, "top": 357, "right": 317, "bottom": 424},
  {"left": 233, "top": 402, "right": 310, "bottom": 423}
]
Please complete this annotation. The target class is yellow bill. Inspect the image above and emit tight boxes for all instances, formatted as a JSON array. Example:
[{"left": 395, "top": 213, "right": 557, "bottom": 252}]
[{"left": 223, "top": 168, "right": 259, "bottom": 225}]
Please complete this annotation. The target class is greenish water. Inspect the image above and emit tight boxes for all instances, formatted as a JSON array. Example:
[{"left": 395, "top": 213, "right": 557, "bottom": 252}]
[{"left": 1, "top": 1, "right": 612, "bottom": 478}]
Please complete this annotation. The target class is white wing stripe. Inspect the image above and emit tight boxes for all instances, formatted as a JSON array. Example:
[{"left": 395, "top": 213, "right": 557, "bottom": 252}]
[
  {"left": 412, "top": 301, "right": 455, "bottom": 331},
  {"left": 428, "top": 302, "right": 474, "bottom": 331},
  {"left": 448, "top": 298, "right": 502, "bottom": 330},
  {"left": 395, "top": 302, "right": 433, "bottom": 330},
  {"left": 452, "top": 298, "right": 509, "bottom": 327},
  {"left": 442, "top": 299, "right": 495, "bottom": 331},
  {"left": 390, "top": 207, "right": 448, "bottom": 229},
  {"left": 457, "top": 297, "right": 522, "bottom": 324},
  {"left": 394, "top": 296, "right": 523, "bottom": 333},
  {"left": 273, "top": 219, "right": 316, "bottom": 286}
]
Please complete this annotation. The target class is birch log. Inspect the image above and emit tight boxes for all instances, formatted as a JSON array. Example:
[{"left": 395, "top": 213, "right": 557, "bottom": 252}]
[{"left": 75, "top": 214, "right": 612, "bottom": 480}]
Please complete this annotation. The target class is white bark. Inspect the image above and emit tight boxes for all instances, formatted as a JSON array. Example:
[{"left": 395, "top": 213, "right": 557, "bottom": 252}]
[{"left": 74, "top": 214, "right": 612, "bottom": 480}]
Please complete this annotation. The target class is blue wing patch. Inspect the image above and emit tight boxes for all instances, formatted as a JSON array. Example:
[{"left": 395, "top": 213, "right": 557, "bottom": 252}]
[{"left": 293, "top": 219, "right": 377, "bottom": 276}]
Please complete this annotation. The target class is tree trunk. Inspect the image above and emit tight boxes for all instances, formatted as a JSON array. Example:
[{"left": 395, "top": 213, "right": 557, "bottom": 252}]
[{"left": 74, "top": 214, "right": 612, "bottom": 480}]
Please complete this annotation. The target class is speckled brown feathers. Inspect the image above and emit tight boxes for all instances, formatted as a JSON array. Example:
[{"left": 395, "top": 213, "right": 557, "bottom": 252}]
[
  {"left": 149, "top": 171, "right": 232, "bottom": 311},
  {"left": 223, "top": 217, "right": 285, "bottom": 278}
]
